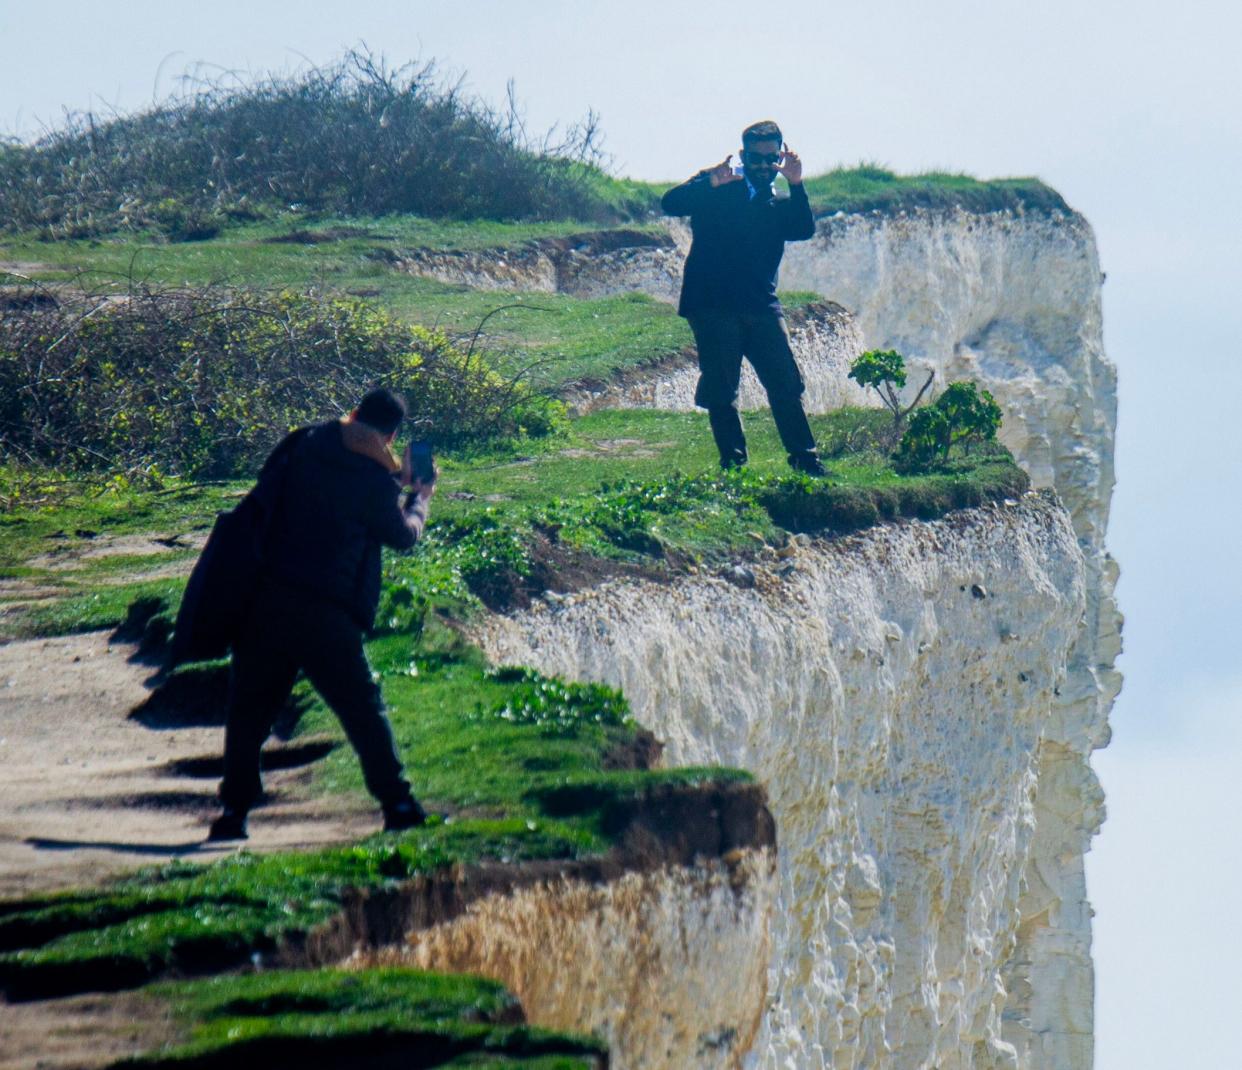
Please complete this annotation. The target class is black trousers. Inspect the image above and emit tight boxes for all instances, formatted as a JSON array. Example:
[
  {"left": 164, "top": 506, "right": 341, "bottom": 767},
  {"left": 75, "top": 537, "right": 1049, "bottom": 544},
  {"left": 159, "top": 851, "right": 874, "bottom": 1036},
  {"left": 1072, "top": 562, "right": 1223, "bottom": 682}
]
[
  {"left": 688, "top": 310, "right": 818, "bottom": 468},
  {"left": 219, "top": 584, "right": 411, "bottom": 813}
]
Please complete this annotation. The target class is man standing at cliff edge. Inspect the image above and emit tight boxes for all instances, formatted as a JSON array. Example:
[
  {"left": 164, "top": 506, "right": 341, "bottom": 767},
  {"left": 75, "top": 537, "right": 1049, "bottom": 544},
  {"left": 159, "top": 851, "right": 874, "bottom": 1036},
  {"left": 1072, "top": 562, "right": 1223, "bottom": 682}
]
[{"left": 662, "top": 120, "right": 826, "bottom": 475}]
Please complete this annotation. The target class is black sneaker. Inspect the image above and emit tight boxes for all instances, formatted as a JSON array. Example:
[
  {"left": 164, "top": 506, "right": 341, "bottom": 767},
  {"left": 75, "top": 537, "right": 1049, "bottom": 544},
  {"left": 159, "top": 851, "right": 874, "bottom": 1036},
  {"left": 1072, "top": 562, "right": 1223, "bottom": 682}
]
[
  {"left": 789, "top": 454, "right": 830, "bottom": 478},
  {"left": 207, "top": 808, "right": 248, "bottom": 841},
  {"left": 383, "top": 798, "right": 429, "bottom": 832}
]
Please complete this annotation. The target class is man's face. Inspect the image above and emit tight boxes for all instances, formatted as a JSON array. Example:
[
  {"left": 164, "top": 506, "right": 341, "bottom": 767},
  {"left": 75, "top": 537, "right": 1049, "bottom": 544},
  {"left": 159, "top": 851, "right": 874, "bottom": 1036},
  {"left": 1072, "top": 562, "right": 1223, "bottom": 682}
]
[{"left": 741, "top": 138, "right": 782, "bottom": 187}]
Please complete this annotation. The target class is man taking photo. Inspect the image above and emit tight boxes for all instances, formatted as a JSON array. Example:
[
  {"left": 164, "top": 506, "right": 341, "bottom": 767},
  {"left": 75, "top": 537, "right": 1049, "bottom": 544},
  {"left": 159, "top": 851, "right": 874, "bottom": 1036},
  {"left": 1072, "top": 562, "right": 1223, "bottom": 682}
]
[
  {"left": 662, "top": 119, "right": 826, "bottom": 476},
  {"left": 207, "top": 388, "right": 435, "bottom": 841}
]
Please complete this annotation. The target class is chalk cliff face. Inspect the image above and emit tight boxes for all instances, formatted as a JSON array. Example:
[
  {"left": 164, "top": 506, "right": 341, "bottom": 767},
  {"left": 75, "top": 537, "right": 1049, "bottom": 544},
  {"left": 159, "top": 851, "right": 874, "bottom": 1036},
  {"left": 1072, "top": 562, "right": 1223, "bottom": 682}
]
[
  {"left": 780, "top": 209, "right": 1119, "bottom": 1070},
  {"left": 574, "top": 207, "right": 1119, "bottom": 1069},
  {"left": 405, "top": 205, "right": 1118, "bottom": 1068},
  {"left": 477, "top": 496, "right": 1087, "bottom": 1069}
]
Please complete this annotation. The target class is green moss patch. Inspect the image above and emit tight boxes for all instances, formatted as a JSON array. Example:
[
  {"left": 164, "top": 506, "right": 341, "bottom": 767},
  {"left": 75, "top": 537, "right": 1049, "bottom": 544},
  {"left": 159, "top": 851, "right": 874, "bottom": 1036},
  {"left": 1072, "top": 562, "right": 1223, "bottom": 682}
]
[
  {"left": 117, "top": 968, "right": 605, "bottom": 1068},
  {"left": 801, "top": 166, "right": 1069, "bottom": 217}
]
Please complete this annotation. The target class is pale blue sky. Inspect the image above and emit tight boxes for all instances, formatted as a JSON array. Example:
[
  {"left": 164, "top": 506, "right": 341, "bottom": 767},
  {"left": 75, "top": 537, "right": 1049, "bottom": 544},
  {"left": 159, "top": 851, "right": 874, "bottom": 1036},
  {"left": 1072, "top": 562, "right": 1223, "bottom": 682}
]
[{"left": 3, "top": 2, "right": 1239, "bottom": 1065}]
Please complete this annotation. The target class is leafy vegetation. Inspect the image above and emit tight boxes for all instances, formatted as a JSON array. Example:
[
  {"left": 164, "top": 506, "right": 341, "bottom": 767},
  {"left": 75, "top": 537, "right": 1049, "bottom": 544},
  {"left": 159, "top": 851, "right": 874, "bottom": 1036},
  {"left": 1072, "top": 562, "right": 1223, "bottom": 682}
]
[
  {"left": 896, "top": 381, "right": 1004, "bottom": 471},
  {"left": 0, "top": 50, "right": 655, "bottom": 240},
  {"left": 847, "top": 348, "right": 935, "bottom": 443},
  {"left": 2, "top": 408, "right": 1027, "bottom": 640}
]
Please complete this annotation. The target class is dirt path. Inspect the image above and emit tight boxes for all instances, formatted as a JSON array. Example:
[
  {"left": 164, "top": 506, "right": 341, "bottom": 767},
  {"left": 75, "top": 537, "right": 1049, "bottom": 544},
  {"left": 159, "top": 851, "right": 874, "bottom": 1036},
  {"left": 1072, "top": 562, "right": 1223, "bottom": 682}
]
[
  {"left": 0, "top": 630, "right": 394, "bottom": 1068},
  {"left": 0, "top": 992, "right": 178, "bottom": 1070},
  {"left": 0, "top": 630, "right": 379, "bottom": 897}
]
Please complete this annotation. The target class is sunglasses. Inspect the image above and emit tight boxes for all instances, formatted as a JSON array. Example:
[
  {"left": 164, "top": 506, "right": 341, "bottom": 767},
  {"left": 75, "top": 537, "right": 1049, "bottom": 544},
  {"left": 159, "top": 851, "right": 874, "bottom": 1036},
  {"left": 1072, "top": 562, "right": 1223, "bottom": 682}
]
[{"left": 742, "top": 151, "right": 782, "bottom": 166}]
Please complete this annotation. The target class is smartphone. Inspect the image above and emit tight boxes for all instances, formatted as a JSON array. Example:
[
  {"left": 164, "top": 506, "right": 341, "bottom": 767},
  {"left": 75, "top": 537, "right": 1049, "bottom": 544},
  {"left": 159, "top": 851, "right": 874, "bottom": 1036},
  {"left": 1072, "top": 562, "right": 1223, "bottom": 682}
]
[{"left": 406, "top": 441, "right": 437, "bottom": 483}]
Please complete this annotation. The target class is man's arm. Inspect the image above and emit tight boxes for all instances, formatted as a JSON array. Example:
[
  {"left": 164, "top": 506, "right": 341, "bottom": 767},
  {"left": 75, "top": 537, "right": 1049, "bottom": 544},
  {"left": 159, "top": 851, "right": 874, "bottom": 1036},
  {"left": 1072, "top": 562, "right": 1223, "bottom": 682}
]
[
  {"left": 777, "top": 146, "right": 816, "bottom": 241},
  {"left": 780, "top": 182, "right": 816, "bottom": 241},
  {"left": 661, "top": 155, "right": 743, "bottom": 215},
  {"left": 369, "top": 477, "right": 432, "bottom": 551}
]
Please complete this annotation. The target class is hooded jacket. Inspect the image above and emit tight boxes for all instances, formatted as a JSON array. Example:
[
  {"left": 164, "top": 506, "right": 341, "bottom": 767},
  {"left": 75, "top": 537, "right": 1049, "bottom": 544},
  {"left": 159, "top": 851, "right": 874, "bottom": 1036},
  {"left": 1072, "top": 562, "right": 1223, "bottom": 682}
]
[{"left": 261, "top": 419, "right": 427, "bottom": 629}]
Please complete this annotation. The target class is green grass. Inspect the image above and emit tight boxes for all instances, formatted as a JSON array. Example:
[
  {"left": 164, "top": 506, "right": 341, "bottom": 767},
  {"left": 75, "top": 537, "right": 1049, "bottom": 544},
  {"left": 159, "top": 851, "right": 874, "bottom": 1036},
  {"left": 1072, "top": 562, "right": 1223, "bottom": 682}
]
[
  {"left": 0, "top": 818, "right": 594, "bottom": 1000},
  {"left": 0, "top": 477, "right": 242, "bottom": 641},
  {"left": 801, "top": 166, "right": 1069, "bottom": 216},
  {"left": 0, "top": 479, "right": 241, "bottom": 568},
  {"left": 0, "top": 213, "right": 666, "bottom": 283},
  {"left": 121, "top": 968, "right": 606, "bottom": 1068},
  {"left": 0, "top": 224, "right": 690, "bottom": 390},
  {"left": 2, "top": 408, "right": 1028, "bottom": 640},
  {"left": 635, "top": 165, "right": 1068, "bottom": 217},
  {"left": 0, "top": 617, "right": 746, "bottom": 1002}
]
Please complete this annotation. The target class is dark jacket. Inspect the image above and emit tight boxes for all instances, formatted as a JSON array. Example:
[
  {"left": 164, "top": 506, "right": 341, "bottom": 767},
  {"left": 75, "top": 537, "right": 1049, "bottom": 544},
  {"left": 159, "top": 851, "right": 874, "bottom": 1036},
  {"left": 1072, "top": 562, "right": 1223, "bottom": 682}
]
[
  {"left": 262, "top": 420, "right": 426, "bottom": 629},
  {"left": 661, "top": 173, "right": 815, "bottom": 318}
]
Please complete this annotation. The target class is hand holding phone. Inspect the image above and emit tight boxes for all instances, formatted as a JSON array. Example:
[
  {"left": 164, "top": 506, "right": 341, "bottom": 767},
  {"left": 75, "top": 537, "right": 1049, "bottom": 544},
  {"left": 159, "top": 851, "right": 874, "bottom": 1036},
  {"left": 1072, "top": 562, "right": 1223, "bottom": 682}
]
[{"left": 402, "top": 441, "right": 437, "bottom": 492}]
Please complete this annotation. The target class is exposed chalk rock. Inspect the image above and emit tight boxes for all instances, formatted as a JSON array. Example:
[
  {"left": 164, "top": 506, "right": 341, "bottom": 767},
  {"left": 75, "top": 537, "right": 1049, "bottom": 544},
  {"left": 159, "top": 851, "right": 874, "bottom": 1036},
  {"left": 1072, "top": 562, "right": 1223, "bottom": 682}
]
[
  {"left": 353, "top": 851, "right": 778, "bottom": 1070},
  {"left": 781, "top": 208, "right": 1119, "bottom": 1070},
  {"left": 389, "top": 228, "right": 685, "bottom": 302},
  {"left": 600, "top": 206, "right": 1120, "bottom": 1069},
  {"left": 474, "top": 495, "right": 1087, "bottom": 1069},
  {"left": 392, "top": 204, "right": 1119, "bottom": 1069}
]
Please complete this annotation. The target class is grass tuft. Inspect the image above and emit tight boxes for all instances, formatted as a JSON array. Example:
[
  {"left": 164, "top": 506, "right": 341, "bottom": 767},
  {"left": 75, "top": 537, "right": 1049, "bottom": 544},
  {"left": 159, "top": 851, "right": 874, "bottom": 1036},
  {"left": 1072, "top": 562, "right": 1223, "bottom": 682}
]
[{"left": 120, "top": 968, "right": 605, "bottom": 1067}]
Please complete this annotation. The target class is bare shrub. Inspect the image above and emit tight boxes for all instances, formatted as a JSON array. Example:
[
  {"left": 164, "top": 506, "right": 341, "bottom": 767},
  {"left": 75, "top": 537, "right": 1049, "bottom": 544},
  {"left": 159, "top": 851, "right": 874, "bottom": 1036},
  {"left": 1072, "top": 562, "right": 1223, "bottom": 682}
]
[
  {"left": 0, "top": 277, "right": 560, "bottom": 481},
  {"left": 0, "top": 49, "right": 651, "bottom": 239}
]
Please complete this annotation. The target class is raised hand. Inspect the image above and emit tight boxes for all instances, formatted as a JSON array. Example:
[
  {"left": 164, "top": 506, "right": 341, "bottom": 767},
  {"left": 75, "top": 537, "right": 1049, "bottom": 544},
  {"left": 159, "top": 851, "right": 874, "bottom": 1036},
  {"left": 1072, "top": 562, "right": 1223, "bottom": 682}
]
[
  {"left": 411, "top": 474, "right": 437, "bottom": 501},
  {"left": 708, "top": 154, "right": 743, "bottom": 187},
  {"left": 777, "top": 143, "right": 803, "bottom": 186}
]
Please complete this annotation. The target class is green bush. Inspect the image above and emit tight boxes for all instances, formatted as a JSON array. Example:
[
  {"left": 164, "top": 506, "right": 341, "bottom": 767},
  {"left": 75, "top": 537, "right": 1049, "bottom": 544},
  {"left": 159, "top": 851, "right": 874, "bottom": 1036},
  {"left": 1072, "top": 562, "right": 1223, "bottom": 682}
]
[
  {"left": 0, "top": 283, "right": 560, "bottom": 479},
  {"left": 847, "top": 348, "right": 935, "bottom": 443},
  {"left": 896, "top": 381, "right": 1003, "bottom": 471}
]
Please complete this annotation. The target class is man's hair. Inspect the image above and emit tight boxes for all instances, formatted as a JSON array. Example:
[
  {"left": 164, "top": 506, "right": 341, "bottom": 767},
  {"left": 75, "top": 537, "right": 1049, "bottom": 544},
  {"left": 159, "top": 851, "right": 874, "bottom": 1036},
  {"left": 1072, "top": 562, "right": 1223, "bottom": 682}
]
[
  {"left": 354, "top": 388, "right": 407, "bottom": 435},
  {"left": 742, "top": 120, "right": 783, "bottom": 147}
]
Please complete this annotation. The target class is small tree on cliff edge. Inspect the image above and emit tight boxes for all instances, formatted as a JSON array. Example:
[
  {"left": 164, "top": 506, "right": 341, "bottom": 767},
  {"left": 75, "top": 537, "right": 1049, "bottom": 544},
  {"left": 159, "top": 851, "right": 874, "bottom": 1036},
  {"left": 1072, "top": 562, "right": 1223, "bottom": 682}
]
[
  {"left": 847, "top": 349, "right": 935, "bottom": 443},
  {"left": 895, "top": 380, "right": 1003, "bottom": 470}
]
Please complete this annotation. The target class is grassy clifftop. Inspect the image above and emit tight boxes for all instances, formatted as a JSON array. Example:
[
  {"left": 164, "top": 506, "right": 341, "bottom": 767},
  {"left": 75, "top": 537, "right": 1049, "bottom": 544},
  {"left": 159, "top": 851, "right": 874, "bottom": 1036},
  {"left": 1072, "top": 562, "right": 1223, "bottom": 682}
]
[
  {"left": 0, "top": 49, "right": 1067, "bottom": 243},
  {"left": 0, "top": 54, "right": 1041, "bottom": 1065}
]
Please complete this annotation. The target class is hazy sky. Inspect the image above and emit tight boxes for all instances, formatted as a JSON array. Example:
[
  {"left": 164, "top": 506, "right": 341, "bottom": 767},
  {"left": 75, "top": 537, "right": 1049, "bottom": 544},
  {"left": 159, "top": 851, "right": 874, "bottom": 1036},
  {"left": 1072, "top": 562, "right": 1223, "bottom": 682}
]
[{"left": 3, "top": 2, "right": 1239, "bottom": 1065}]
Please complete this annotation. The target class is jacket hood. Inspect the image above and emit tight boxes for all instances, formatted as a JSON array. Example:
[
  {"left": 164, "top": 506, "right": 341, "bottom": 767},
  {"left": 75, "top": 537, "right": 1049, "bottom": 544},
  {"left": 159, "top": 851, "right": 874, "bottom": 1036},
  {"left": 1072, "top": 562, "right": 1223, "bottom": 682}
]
[{"left": 308, "top": 418, "right": 401, "bottom": 475}]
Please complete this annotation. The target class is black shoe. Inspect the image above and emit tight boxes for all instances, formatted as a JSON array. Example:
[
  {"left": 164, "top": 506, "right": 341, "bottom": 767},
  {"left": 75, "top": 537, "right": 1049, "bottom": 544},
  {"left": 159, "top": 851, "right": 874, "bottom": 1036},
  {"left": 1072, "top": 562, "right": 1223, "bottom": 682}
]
[
  {"left": 207, "top": 808, "right": 248, "bottom": 841},
  {"left": 383, "top": 798, "right": 429, "bottom": 832},
  {"left": 789, "top": 454, "right": 830, "bottom": 478}
]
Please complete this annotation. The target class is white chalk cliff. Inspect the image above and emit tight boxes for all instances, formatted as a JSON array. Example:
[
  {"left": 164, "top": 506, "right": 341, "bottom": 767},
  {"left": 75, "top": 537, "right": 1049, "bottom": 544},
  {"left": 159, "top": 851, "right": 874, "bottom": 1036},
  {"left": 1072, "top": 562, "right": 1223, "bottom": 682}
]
[{"left": 448, "top": 204, "right": 1117, "bottom": 1069}]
